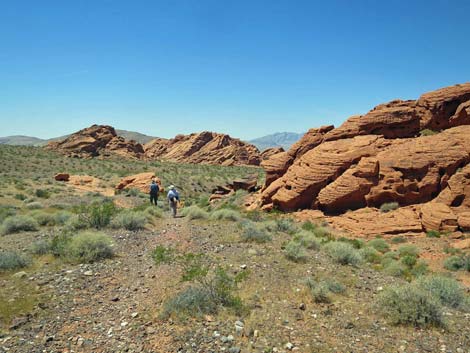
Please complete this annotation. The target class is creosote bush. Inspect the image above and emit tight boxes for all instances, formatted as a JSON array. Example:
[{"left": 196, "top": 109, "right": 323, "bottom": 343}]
[
  {"left": 64, "top": 231, "right": 114, "bottom": 263},
  {"left": 181, "top": 206, "right": 209, "bottom": 220},
  {"left": 241, "top": 222, "right": 271, "bottom": 243},
  {"left": 210, "top": 209, "right": 241, "bottom": 222},
  {"left": 285, "top": 241, "right": 308, "bottom": 263},
  {"left": 417, "top": 275, "right": 466, "bottom": 309},
  {"left": 377, "top": 283, "right": 444, "bottom": 327},
  {"left": 323, "top": 241, "right": 362, "bottom": 266},
  {"left": 380, "top": 202, "right": 399, "bottom": 213},
  {"left": 1, "top": 215, "right": 39, "bottom": 235},
  {"left": 367, "top": 238, "right": 390, "bottom": 253},
  {"left": 0, "top": 251, "right": 30, "bottom": 270},
  {"left": 111, "top": 211, "right": 147, "bottom": 231}
]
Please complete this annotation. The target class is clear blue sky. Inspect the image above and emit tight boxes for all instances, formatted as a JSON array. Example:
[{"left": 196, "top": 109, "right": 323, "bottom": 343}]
[{"left": 1, "top": 0, "right": 469, "bottom": 140}]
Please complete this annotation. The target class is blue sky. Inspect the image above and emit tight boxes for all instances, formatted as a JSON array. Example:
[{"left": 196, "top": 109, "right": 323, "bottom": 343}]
[{"left": 1, "top": 0, "right": 469, "bottom": 140}]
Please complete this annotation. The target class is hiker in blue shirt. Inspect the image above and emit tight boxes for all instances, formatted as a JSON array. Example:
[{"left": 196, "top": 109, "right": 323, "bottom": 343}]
[
  {"left": 149, "top": 180, "right": 159, "bottom": 206},
  {"left": 167, "top": 185, "right": 180, "bottom": 218}
]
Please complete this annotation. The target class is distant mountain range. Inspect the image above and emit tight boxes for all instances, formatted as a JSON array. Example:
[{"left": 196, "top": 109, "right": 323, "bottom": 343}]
[
  {"left": 249, "top": 132, "right": 303, "bottom": 151},
  {"left": 0, "top": 129, "right": 157, "bottom": 146},
  {"left": 0, "top": 129, "right": 304, "bottom": 151}
]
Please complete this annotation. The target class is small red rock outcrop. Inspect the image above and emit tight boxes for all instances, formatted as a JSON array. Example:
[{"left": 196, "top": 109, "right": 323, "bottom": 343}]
[
  {"left": 54, "top": 173, "right": 70, "bottom": 181},
  {"left": 116, "top": 172, "right": 163, "bottom": 194},
  {"left": 144, "top": 131, "right": 261, "bottom": 166},
  {"left": 47, "top": 125, "right": 144, "bottom": 159},
  {"left": 260, "top": 147, "right": 284, "bottom": 160}
]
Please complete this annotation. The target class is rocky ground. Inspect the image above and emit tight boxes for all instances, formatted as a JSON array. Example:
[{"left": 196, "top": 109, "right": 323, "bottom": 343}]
[{"left": 1, "top": 214, "right": 470, "bottom": 353}]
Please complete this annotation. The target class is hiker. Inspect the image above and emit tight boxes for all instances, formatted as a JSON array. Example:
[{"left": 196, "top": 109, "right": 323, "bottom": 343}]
[
  {"left": 149, "top": 180, "right": 159, "bottom": 206},
  {"left": 167, "top": 185, "right": 180, "bottom": 218}
]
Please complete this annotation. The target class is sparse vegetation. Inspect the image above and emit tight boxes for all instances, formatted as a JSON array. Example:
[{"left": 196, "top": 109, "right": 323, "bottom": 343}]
[
  {"left": 181, "top": 205, "right": 209, "bottom": 220},
  {"left": 285, "top": 241, "right": 308, "bottom": 262},
  {"left": 293, "top": 230, "right": 321, "bottom": 250},
  {"left": 111, "top": 210, "right": 147, "bottom": 230},
  {"left": 64, "top": 231, "right": 114, "bottom": 263},
  {"left": 417, "top": 275, "right": 466, "bottom": 309},
  {"left": 1, "top": 215, "right": 38, "bottom": 235},
  {"left": 241, "top": 222, "right": 271, "bottom": 243},
  {"left": 380, "top": 202, "right": 399, "bottom": 213},
  {"left": 0, "top": 251, "right": 30, "bottom": 270},
  {"left": 420, "top": 129, "right": 438, "bottom": 137},
  {"left": 367, "top": 238, "right": 390, "bottom": 253},
  {"left": 377, "top": 283, "right": 444, "bottom": 327},
  {"left": 323, "top": 241, "right": 362, "bottom": 266},
  {"left": 210, "top": 209, "right": 242, "bottom": 222}
]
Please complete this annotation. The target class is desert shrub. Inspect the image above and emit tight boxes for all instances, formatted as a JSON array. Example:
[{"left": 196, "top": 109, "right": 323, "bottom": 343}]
[
  {"left": 32, "top": 211, "right": 56, "bottom": 226},
  {"left": 275, "top": 218, "right": 298, "bottom": 234},
  {"left": 377, "top": 283, "right": 444, "bottom": 327},
  {"left": 111, "top": 211, "right": 147, "bottom": 230},
  {"left": 244, "top": 209, "right": 264, "bottom": 222},
  {"left": 305, "top": 278, "right": 345, "bottom": 303},
  {"left": 64, "top": 231, "right": 114, "bottom": 263},
  {"left": 181, "top": 206, "right": 209, "bottom": 220},
  {"left": 50, "top": 233, "right": 73, "bottom": 257},
  {"left": 87, "top": 201, "right": 116, "bottom": 229},
  {"left": 0, "top": 251, "right": 30, "bottom": 270},
  {"left": 54, "top": 211, "right": 73, "bottom": 225},
  {"left": 323, "top": 241, "right": 362, "bottom": 266},
  {"left": 367, "top": 238, "right": 390, "bottom": 253},
  {"left": 144, "top": 206, "right": 163, "bottom": 218},
  {"left": 241, "top": 222, "right": 271, "bottom": 243},
  {"left": 14, "top": 193, "right": 27, "bottom": 200},
  {"left": 152, "top": 245, "right": 175, "bottom": 265},
  {"left": 417, "top": 275, "right": 465, "bottom": 308},
  {"left": 401, "top": 254, "right": 417, "bottom": 268},
  {"left": 161, "top": 286, "right": 218, "bottom": 318},
  {"left": 420, "top": 129, "right": 438, "bottom": 136},
  {"left": 443, "top": 256, "right": 465, "bottom": 271},
  {"left": 338, "top": 237, "right": 365, "bottom": 249},
  {"left": 312, "top": 226, "right": 332, "bottom": 239},
  {"left": 294, "top": 230, "right": 321, "bottom": 250},
  {"left": 360, "top": 246, "right": 382, "bottom": 264},
  {"left": 380, "top": 202, "right": 399, "bottom": 213},
  {"left": 384, "top": 260, "right": 407, "bottom": 277},
  {"left": 1, "top": 215, "right": 39, "bottom": 235},
  {"left": 0, "top": 206, "right": 17, "bottom": 224},
  {"left": 29, "top": 239, "right": 51, "bottom": 255},
  {"left": 398, "top": 244, "right": 420, "bottom": 258},
  {"left": 210, "top": 209, "right": 241, "bottom": 222},
  {"left": 411, "top": 260, "right": 429, "bottom": 277},
  {"left": 35, "top": 189, "right": 50, "bottom": 199},
  {"left": 64, "top": 215, "right": 88, "bottom": 231},
  {"left": 25, "top": 201, "right": 43, "bottom": 210},
  {"left": 426, "top": 230, "right": 441, "bottom": 238},
  {"left": 391, "top": 236, "right": 406, "bottom": 244},
  {"left": 381, "top": 251, "right": 399, "bottom": 265},
  {"left": 285, "top": 241, "right": 308, "bottom": 263},
  {"left": 301, "top": 221, "right": 317, "bottom": 232},
  {"left": 161, "top": 268, "right": 243, "bottom": 318}
]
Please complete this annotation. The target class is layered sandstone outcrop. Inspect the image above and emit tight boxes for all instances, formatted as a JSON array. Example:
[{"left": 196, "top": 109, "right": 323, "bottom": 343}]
[
  {"left": 116, "top": 172, "right": 163, "bottom": 194},
  {"left": 258, "top": 83, "right": 470, "bottom": 233},
  {"left": 144, "top": 131, "right": 261, "bottom": 166},
  {"left": 46, "top": 125, "right": 144, "bottom": 159}
]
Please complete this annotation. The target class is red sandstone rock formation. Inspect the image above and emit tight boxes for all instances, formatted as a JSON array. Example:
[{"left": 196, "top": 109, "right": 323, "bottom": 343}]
[{"left": 144, "top": 131, "right": 261, "bottom": 166}]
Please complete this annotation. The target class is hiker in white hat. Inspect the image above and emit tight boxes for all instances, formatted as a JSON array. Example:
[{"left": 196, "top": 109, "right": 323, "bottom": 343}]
[{"left": 167, "top": 185, "right": 180, "bottom": 218}]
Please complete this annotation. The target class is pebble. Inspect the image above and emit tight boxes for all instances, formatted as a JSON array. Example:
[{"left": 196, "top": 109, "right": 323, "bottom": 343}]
[
  {"left": 12, "top": 271, "right": 28, "bottom": 279},
  {"left": 131, "top": 312, "right": 138, "bottom": 318},
  {"left": 285, "top": 342, "right": 294, "bottom": 350},
  {"left": 84, "top": 270, "right": 93, "bottom": 276},
  {"left": 228, "top": 347, "right": 241, "bottom": 353}
]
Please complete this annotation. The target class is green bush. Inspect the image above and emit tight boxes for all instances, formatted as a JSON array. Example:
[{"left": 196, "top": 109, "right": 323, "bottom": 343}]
[
  {"left": 323, "top": 241, "right": 362, "bottom": 266},
  {"left": 384, "top": 260, "right": 407, "bottom": 277},
  {"left": 391, "top": 236, "right": 406, "bottom": 244},
  {"left": 420, "top": 129, "right": 438, "bottom": 137},
  {"left": 161, "top": 286, "right": 218, "bottom": 318},
  {"left": 411, "top": 260, "right": 429, "bottom": 277},
  {"left": 144, "top": 206, "right": 163, "bottom": 219},
  {"left": 181, "top": 206, "right": 209, "bottom": 220},
  {"left": 111, "top": 211, "right": 147, "bottom": 231},
  {"left": 293, "top": 230, "right": 321, "bottom": 250},
  {"left": 1, "top": 215, "right": 39, "bottom": 235},
  {"left": 417, "top": 275, "right": 465, "bottom": 308},
  {"left": 367, "top": 238, "right": 390, "bottom": 253},
  {"left": 29, "top": 239, "right": 51, "bottom": 255},
  {"left": 312, "top": 226, "right": 332, "bottom": 238},
  {"left": 401, "top": 254, "right": 417, "bottom": 268},
  {"left": 210, "top": 209, "right": 241, "bottom": 222},
  {"left": 305, "top": 278, "right": 345, "bottom": 303},
  {"left": 377, "top": 283, "right": 444, "bottom": 327},
  {"left": 444, "top": 256, "right": 464, "bottom": 271},
  {"left": 65, "top": 231, "right": 114, "bottom": 263},
  {"left": 426, "top": 230, "right": 441, "bottom": 238},
  {"left": 285, "top": 241, "right": 308, "bottom": 263},
  {"left": 0, "top": 251, "right": 30, "bottom": 270},
  {"left": 76, "top": 201, "right": 116, "bottom": 229},
  {"left": 64, "top": 215, "right": 88, "bottom": 231},
  {"left": 54, "top": 211, "right": 73, "bottom": 225},
  {"left": 360, "top": 246, "right": 382, "bottom": 264},
  {"left": 241, "top": 223, "right": 271, "bottom": 243},
  {"left": 32, "top": 211, "right": 56, "bottom": 226},
  {"left": 152, "top": 245, "right": 175, "bottom": 265},
  {"left": 275, "top": 218, "right": 298, "bottom": 234},
  {"left": 380, "top": 202, "right": 399, "bottom": 213},
  {"left": 398, "top": 244, "right": 420, "bottom": 258},
  {"left": 0, "top": 206, "right": 17, "bottom": 224},
  {"left": 25, "top": 201, "right": 43, "bottom": 210},
  {"left": 35, "top": 189, "right": 50, "bottom": 199},
  {"left": 301, "top": 221, "right": 317, "bottom": 232}
]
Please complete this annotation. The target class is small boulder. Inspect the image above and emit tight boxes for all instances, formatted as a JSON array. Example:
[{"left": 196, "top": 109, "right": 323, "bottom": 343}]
[{"left": 54, "top": 173, "right": 70, "bottom": 182}]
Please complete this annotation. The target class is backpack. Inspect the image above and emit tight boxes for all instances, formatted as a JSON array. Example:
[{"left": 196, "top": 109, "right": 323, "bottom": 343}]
[{"left": 150, "top": 183, "right": 159, "bottom": 193}]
